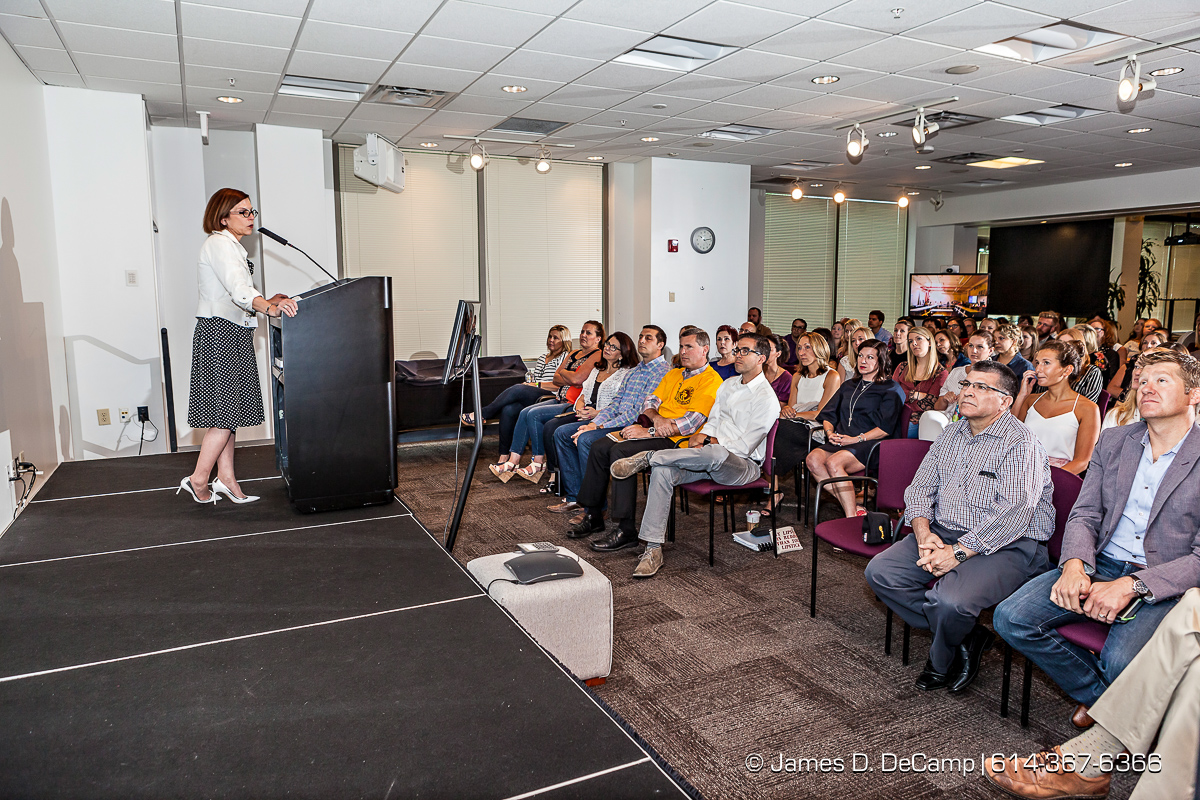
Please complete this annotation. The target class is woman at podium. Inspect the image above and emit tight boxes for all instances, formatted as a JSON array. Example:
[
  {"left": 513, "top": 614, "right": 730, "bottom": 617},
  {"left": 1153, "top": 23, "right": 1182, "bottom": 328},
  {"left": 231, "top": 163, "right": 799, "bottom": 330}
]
[{"left": 179, "top": 188, "right": 297, "bottom": 505}]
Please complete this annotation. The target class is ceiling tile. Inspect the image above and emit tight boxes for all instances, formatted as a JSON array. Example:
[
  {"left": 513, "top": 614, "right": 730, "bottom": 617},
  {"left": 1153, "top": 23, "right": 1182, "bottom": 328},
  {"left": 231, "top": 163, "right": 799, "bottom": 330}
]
[
  {"left": 307, "top": 0, "right": 442, "bottom": 34},
  {"left": 542, "top": 83, "right": 637, "bottom": 109},
  {"left": 573, "top": 62, "right": 675, "bottom": 92},
  {"left": 461, "top": 73, "right": 563, "bottom": 101},
  {"left": 380, "top": 63, "right": 483, "bottom": 93},
  {"left": 441, "top": 93, "right": 531, "bottom": 116},
  {"left": 337, "top": 119, "right": 417, "bottom": 141},
  {"left": 294, "top": 21, "right": 412, "bottom": 61},
  {"left": 962, "top": 64, "right": 1079, "bottom": 95},
  {"left": 87, "top": 76, "right": 181, "bottom": 102},
  {"left": 756, "top": 19, "right": 889, "bottom": 61},
  {"left": 564, "top": 0, "right": 711, "bottom": 33},
  {"left": 581, "top": 109, "right": 666, "bottom": 130},
  {"left": 720, "top": 83, "right": 820, "bottom": 110},
  {"left": 784, "top": 93, "right": 891, "bottom": 120},
  {"left": 468, "top": 0, "right": 577, "bottom": 12},
  {"left": 896, "top": 50, "right": 1025, "bottom": 84},
  {"left": 905, "top": 2, "right": 1056, "bottom": 50},
  {"left": 286, "top": 51, "right": 390, "bottom": 84},
  {"left": 737, "top": 0, "right": 845, "bottom": 13},
  {"left": 1019, "top": 75, "right": 1114, "bottom": 106},
  {"left": 0, "top": 13, "right": 62, "bottom": 48},
  {"left": 695, "top": 48, "right": 815, "bottom": 83},
  {"left": 833, "top": 36, "right": 964, "bottom": 74},
  {"left": 46, "top": 0, "right": 177, "bottom": 35},
  {"left": 271, "top": 94, "right": 357, "bottom": 119},
  {"left": 34, "top": 69, "right": 86, "bottom": 87},
  {"left": 186, "top": 65, "right": 280, "bottom": 94},
  {"left": 420, "top": 1, "right": 552, "bottom": 48},
  {"left": 552, "top": 123, "right": 628, "bottom": 141},
  {"left": 183, "top": 38, "right": 289, "bottom": 72},
  {"left": 1076, "top": 0, "right": 1200, "bottom": 39},
  {"left": 265, "top": 111, "right": 342, "bottom": 132},
  {"left": 609, "top": 92, "right": 710, "bottom": 115},
  {"left": 73, "top": 51, "right": 181, "bottom": 83},
  {"left": 180, "top": 3, "right": 300, "bottom": 48},
  {"left": 183, "top": 0, "right": 308, "bottom": 14},
  {"left": 511, "top": 102, "right": 599, "bottom": 123},
  {"left": 523, "top": 19, "right": 647, "bottom": 61},
  {"left": 396, "top": 35, "right": 511, "bottom": 73},
  {"left": 686, "top": 101, "right": 776, "bottom": 124},
  {"left": 663, "top": 1, "right": 805, "bottom": 47},
  {"left": 345, "top": 103, "right": 435, "bottom": 125},
  {"left": 739, "top": 109, "right": 832, "bottom": 130},
  {"left": 655, "top": 72, "right": 754, "bottom": 101},
  {"left": 819, "top": 0, "right": 978, "bottom": 36},
  {"left": 851, "top": 74, "right": 955, "bottom": 104},
  {"left": 56, "top": 22, "right": 179, "bottom": 62},
  {"left": 490, "top": 49, "right": 603, "bottom": 83},
  {"left": 145, "top": 100, "right": 183, "bottom": 117},
  {"left": 770, "top": 63, "right": 886, "bottom": 93},
  {"left": 0, "top": 1, "right": 46, "bottom": 17}
]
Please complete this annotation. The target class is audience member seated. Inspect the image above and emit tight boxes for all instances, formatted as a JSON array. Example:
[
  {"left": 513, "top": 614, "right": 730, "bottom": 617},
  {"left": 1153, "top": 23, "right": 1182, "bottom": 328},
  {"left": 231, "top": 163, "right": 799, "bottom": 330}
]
[
  {"left": 947, "top": 318, "right": 965, "bottom": 342},
  {"left": 1088, "top": 316, "right": 1124, "bottom": 386},
  {"left": 1056, "top": 325, "right": 1105, "bottom": 403},
  {"left": 572, "top": 329, "right": 723, "bottom": 551},
  {"left": 889, "top": 318, "right": 911, "bottom": 362},
  {"left": 935, "top": 331, "right": 997, "bottom": 419},
  {"left": 1179, "top": 311, "right": 1200, "bottom": 352},
  {"left": 464, "top": 324, "right": 572, "bottom": 461},
  {"left": 962, "top": 317, "right": 978, "bottom": 338},
  {"left": 1100, "top": 347, "right": 1161, "bottom": 432},
  {"left": 995, "top": 349, "right": 1200, "bottom": 724},
  {"left": 1015, "top": 340, "right": 1100, "bottom": 474},
  {"left": 739, "top": 321, "right": 757, "bottom": 336},
  {"left": 783, "top": 333, "right": 842, "bottom": 422},
  {"left": 550, "top": 327, "right": 669, "bottom": 518},
  {"left": 811, "top": 327, "right": 834, "bottom": 351},
  {"left": 490, "top": 321, "right": 604, "bottom": 482},
  {"left": 868, "top": 309, "right": 891, "bottom": 344},
  {"left": 806, "top": 340, "right": 902, "bottom": 518},
  {"left": 541, "top": 332, "right": 636, "bottom": 503},
  {"left": 1018, "top": 324, "right": 1037, "bottom": 362},
  {"left": 866, "top": 361, "right": 1052, "bottom": 693},
  {"left": 762, "top": 334, "right": 793, "bottom": 403},
  {"left": 605, "top": 333, "right": 781, "bottom": 579},
  {"left": 893, "top": 326, "right": 948, "bottom": 438},
  {"left": 986, "top": 587, "right": 1200, "bottom": 800},
  {"left": 781, "top": 318, "right": 807, "bottom": 371},
  {"left": 978, "top": 317, "right": 998, "bottom": 336},
  {"left": 747, "top": 306, "right": 772, "bottom": 336},
  {"left": 935, "top": 329, "right": 969, "bottom": 369},
  {"left": 993, "top": 323, "right": 1033, "bottom": 378},
  {"left": 838, "top": 321, "right": 871, "bottom": 381},
  {"left": 709, "top": 325, "right": 739, "bottom": 380},
  {"left": 1037, "top": 310, "right": 1064, "bottom": 348},
  {"left": 829, "top": 320, "right": 846, "bottom": 357}
]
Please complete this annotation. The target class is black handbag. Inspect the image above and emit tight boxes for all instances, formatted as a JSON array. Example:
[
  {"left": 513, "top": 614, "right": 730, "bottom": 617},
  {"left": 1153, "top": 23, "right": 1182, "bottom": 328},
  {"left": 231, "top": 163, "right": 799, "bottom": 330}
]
[{"left": 862, "top": 511, "right": 896, "bottom": 546}]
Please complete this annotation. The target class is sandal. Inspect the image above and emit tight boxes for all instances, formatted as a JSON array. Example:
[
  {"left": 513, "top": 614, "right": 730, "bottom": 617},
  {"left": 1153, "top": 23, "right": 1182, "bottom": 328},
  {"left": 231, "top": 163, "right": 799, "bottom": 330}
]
[
  {"left": 539, "top": 473, "right": 559, "bottom": 494},
  {"left": 516, "top": 462, "right": 546, "bottom": 484},
  {"left": 854, "top": 505, "right": 868, "bottom": 517},
  {"left": 757, "top": 491, "right": 785, "bottom": 518},
  {"left": 462, "top": 412, "right": 484, "bottom": 426},
  {"left": 489, "top": 461, "right": 517, "bottom": 483}
]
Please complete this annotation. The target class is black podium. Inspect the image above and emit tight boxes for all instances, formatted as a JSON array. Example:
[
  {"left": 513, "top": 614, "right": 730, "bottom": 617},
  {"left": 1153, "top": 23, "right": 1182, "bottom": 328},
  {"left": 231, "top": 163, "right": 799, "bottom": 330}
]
[{"left": 269, "top": 277, "right": 396, "bottom": 512}]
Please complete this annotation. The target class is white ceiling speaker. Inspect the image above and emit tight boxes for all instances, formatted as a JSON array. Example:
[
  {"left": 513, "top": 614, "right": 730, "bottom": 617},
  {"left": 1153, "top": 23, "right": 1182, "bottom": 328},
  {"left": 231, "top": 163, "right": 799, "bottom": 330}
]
[
  {"left": 912, "top": 108, "right": 939, "bottom": 148},
  {"left": 1117, "top": 56, "right": 1156, "bottom": 106},
  {"left": 468, "top": 141, "right": 488, "bottom": 171},
  {"left": 846, "top": 123, "right": 868, "bottom": 162}
]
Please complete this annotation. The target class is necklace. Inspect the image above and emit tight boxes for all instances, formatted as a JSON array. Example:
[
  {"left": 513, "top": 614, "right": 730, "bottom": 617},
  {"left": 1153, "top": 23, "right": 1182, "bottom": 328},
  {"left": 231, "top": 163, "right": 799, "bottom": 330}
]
[{"left": 847, "top": 380, "right": 871, "bottom": 426}]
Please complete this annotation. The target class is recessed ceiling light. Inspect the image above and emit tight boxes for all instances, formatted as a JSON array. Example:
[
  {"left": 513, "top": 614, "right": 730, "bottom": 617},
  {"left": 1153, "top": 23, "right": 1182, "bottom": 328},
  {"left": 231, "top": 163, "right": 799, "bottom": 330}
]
[
  {"left": 216, "top": 95, "right": 242, "bottom": 103},
  {"left": 1012, "top": 148, "right": 1025, "bottom": 153},
  {"left": 945, "top": 65, "right": 979, "bottom": 75},
  {"left": 641, "top": 136, "right": 659, "bottom": 142},
  {"left": 1114, "top": 162, "right": 1133, "bottom": 167},
  {"left": 809, "top": 183, "right": 823, "bottom": 187},
  {"left": 692, "top": 142, "right": 714, "bottom": 147},
  {"left": 1148, "top": 66, "right": 1183, "bottom": 77},
  {"left": 651, "top": 103, "right": 668, "bottom": 109},
  {"left": 811, "top": 75, "right": 839, "bottom": 84},
  {"left": 587, "top": 156, "right": 604, "bottom": 161},
  {"left": 906, "top": 191, "right": 920, "bottom": 195},
  {"left": 502, "top": 85, "right": 527, "bottom": 93},
  {"left": 280, "top": 74, "right": 368, "bottom": 101},
  {"left": 1126, "top": 127, "right": 1152, "bottom": 134},
  {"left": 976, "top": 22, "right": 1124, "bottom": 63},
  {"left": 878, "top": 131, "right": 898, "bottom": 138},
  {"left": 915, "top": 165, "right": 932, "bottom": 170},
  {"left": 419, "top": 142, "right": 438, "bottom": 148},
  {"left": 614, "top": 35, "right": 739, "bottom": 72},
  {"left": 967, "top": 156, "right": 1045, "bottom": 169}
]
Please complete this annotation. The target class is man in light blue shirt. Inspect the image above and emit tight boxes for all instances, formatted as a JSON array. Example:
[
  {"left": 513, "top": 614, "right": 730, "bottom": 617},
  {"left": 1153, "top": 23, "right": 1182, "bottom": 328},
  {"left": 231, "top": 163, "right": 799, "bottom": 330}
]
[{"left": 1102, "top": 429, "right": 1189, "bottom": 566}]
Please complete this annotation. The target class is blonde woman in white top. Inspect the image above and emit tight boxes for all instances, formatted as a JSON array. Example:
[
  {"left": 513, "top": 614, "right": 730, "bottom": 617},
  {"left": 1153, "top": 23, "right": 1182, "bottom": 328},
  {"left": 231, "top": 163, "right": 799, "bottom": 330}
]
[
  {"left": 182, "top": 188, "right": 296, "bottom": 505},
  {"left": 783, "top": 332, "right": 841, "bottom": 419},
  {"left": 1015, "top": 340, "right": 1099, "bottom": 475}
]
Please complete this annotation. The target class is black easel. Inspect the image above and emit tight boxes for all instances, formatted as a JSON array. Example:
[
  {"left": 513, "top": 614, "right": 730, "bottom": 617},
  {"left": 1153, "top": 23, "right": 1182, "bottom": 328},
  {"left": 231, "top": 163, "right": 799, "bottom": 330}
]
[{"left": 444, "top": 333, "right": 483, "bottom": 553}]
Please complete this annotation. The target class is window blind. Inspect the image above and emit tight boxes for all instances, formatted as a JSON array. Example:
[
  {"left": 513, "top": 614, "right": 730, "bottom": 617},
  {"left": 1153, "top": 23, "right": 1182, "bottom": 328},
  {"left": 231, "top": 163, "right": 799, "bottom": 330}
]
[
  {"left": 337, "top": 146, "right": 479, "bottom": 361},
  {"left": 482, "top": 157, "right": 603, "bottom": 358},
  {"left": 763, "top": 194, "right": 837, "bottom": 332},
  {"left": 835, "top": 200, "right": 907, "bottom": 326}
]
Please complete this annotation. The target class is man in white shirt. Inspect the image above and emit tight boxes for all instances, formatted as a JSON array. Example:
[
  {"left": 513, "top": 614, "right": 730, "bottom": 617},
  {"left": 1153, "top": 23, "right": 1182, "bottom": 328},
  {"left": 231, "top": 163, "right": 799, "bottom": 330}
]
[{"left": 608, "top": 333, "right": 781, "bottom": 579}]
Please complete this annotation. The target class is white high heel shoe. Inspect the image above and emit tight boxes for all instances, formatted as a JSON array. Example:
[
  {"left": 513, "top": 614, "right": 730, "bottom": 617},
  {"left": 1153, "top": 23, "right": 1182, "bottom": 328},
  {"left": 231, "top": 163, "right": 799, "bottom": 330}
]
[
  {"left": 178, "top": 476, "right": 219, "bottom": 504},
  {"left": 211, "top": 478, "right": 259, "bottom": 504}
]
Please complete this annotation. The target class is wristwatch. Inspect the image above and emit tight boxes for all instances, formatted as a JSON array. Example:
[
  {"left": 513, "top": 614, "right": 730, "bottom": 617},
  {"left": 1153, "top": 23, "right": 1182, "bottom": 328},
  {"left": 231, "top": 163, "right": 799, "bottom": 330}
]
[
  {"left": 647, "top": 426, "right": 656, "bottom": 437},
  {"left": 1131, "top": 578, "right": 1150, "bottom": 596},
  {"left": 952, "top": 543, "right": 969, "bottom": 563}
]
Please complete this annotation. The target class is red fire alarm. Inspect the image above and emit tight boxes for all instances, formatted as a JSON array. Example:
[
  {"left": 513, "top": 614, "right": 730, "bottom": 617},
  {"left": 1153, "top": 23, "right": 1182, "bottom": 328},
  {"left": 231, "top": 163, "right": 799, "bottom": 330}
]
[{"left": 667, "top": 239, "right": 679, "bottom": 252}]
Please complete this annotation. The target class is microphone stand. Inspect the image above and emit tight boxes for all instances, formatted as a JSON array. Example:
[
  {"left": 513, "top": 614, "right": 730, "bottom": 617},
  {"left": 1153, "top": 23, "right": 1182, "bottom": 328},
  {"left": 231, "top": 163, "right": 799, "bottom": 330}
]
[{"left": 257, "top": 227, "right": 338, "bottom": 283}]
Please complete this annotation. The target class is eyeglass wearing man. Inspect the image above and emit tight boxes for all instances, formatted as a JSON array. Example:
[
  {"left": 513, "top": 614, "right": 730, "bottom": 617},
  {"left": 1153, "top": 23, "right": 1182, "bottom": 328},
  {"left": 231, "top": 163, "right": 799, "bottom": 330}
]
[
  {"left": 782, "top": 318, "right": 807, "bottom": 370},
  {"left": 865, "top": 360, "right": 1054, "bottom": 693}
]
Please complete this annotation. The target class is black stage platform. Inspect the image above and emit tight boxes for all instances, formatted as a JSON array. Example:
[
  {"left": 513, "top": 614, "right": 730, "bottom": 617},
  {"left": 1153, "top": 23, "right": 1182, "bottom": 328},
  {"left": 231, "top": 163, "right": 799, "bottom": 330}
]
[{"left": 0, "top": 447, "right": 691, "bottom": 799}]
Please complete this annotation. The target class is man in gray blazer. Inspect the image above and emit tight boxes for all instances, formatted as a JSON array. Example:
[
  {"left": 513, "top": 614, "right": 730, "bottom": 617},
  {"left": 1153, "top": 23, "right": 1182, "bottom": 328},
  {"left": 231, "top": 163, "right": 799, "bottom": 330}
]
[{"left": 995, "top": 349, "right": 1200, "bottom": 721}]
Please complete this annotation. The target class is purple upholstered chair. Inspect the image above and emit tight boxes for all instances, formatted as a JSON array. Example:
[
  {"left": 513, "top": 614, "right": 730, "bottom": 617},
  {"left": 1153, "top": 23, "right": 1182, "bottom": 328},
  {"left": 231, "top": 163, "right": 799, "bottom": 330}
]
[
  {"left": 1096, "top": 390, "right": 1112, "bottom": 419},
  {"left": 671, "top": 421, "right": 779, "bottom": 567}
]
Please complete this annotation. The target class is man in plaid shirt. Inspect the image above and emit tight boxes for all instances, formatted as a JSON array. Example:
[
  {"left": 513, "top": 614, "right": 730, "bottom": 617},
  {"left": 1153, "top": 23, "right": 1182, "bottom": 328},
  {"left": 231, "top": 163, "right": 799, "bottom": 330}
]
[{"left": 865, "top": 360, "right": 1054, "bottom": 694}]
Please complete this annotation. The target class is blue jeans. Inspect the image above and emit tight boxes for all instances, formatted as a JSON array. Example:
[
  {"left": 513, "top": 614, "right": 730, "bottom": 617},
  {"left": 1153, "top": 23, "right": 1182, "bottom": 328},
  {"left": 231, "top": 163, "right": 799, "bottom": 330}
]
[
  {"left": 553, "top": 422, "right": 617, "bottom": 503},
  {"left": 994, "top": 552, "right": 1180, "bottom": 705},
  {"left": 509, "top": 402, "right": 569, "bottom": 457},
  {"left": 480, "top": 383, "right": 552, "bottom": 456}
]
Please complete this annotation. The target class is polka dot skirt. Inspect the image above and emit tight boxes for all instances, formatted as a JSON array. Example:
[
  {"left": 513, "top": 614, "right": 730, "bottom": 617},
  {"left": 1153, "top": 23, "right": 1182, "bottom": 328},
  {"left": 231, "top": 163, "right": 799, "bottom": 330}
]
[{"left": 187, "top": 317, "right": 265, "bottom": 431}]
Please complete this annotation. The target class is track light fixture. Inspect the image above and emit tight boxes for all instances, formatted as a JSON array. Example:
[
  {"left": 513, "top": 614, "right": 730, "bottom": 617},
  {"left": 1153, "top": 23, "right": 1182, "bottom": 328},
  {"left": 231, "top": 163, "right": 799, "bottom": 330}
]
[
  {"left": 1117, "top": 56, "right": 1156, "bottom": 106},
  {"left": 790, "top": 182, "right": 803, "bottom": 201},
  {"left": 912, "top": 108, "right": 939, "bottom": 148},
  {"left": 468, "top": 140, "right": 488, "bottom": 171},
  {"left": 897, "top": 191, "right": 909, "bottom": 208},
  {"left": 833, "top": 184, "right": 846, "bottom": 204},
  {"left": 534, "top": 147, "right": 552, "bottom": 174},
  {"left": 846, "top": 123, "right": 869, "bottom": 162}
]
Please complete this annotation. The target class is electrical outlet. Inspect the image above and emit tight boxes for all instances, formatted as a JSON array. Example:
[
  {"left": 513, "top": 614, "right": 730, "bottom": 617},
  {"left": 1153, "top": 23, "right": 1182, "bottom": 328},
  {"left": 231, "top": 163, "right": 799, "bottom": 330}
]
[
  {"left": 97, "top": 409, "right": 111, "bottom": 426},
  {"left": 669, "top": 292, "right": 675, "bottom": 302},
  {"left": 137, "top": 406, "right": 150, "bottom": 422},
  {"left": 119, "top": 408, "right": 131, "bottom": 424}
]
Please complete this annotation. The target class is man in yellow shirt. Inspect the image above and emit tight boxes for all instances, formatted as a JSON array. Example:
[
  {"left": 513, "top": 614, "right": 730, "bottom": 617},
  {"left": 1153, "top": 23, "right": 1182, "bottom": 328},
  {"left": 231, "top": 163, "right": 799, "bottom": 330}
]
[{"left": 571, "top": 328, "right": 723, "bottom": 551}]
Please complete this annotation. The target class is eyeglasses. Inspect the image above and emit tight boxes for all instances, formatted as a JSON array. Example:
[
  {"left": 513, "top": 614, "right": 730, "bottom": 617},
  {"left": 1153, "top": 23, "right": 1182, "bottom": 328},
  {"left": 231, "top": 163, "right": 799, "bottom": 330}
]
[
  {"left": 231, "top": 208, "right": 259, "bottom": 219},
  {"left": 602, "top": 342, "right": 620, "bottom": 350},
  {"left": 731, "top": 346, "right": 762, "bottom": 357},
  {"left": 959, "top": 379, "right": 1010, "bottom": 397}
]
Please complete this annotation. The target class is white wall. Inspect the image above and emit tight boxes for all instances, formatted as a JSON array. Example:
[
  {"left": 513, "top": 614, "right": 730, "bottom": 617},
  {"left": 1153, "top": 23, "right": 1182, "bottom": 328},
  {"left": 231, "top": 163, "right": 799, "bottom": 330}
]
[
  {"left": 0, "top": 36, "right": 68, "bottom": 526},
  {"left": 646, "top": 158, "right": 751, "bottom": 341}
]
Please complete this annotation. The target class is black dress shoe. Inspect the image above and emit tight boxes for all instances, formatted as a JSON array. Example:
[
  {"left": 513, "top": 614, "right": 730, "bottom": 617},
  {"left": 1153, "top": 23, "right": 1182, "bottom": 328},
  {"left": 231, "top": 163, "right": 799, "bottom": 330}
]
[
  {"left": 914, "top": 658, "right": 952, "bottom": 690},
  {"left": 566, "top": 514, "right": 605, "bottom": 539},
  {"left": 948, "top": 625, "right": 995, "bottom": 693},
  {"left": 590, "top": 528, "right": 640, "bottom": 552}
]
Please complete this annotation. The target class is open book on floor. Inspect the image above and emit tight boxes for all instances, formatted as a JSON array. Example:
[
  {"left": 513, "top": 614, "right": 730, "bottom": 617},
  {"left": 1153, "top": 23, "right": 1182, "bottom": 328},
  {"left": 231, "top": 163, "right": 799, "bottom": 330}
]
[{"left": 732, "top": 525, "right": 803, "bottom": 554}]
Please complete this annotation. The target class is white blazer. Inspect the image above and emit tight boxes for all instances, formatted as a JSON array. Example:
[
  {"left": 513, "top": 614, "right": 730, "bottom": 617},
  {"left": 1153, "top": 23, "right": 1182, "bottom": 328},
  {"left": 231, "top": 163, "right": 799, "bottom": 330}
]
[{"left": 196, "top": 229, "right": 263, "bottom": 327}]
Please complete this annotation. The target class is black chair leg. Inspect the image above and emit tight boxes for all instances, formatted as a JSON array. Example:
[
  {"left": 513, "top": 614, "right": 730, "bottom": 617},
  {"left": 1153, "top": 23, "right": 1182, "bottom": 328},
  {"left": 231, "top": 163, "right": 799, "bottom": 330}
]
[
  {"left": 901, "top": 623, "right": 911, "bottom": 666},
  {"left": 681, "top": 490, "right": 689, "bottom": 515},
  {"left": 667, "top": 490, "right": 676, "bottom": 543},
  {"left": 885, "top": 608, "right": 893, "bottom": 656},
  {"left": 1021, "top": 658, "right": 1033, "bottom": 728},
  {"left": 708, "top": 495, "right": 716, "bottom": 566},
  {"left": 809, "top": 531, "right": 818, "bottom": 618},
  {"left": 1001, "top": 644, "right": 1013, "bottom": 719}
]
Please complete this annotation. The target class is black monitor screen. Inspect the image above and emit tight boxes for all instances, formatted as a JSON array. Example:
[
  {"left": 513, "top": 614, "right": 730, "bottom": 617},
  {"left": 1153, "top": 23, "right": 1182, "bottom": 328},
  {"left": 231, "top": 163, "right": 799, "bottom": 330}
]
[
  {"left": 988, "top": 221, "right": 1112, "bottom": 317},
  {"left": 441, "top": 300, "right": 477, "bottom": 385}
]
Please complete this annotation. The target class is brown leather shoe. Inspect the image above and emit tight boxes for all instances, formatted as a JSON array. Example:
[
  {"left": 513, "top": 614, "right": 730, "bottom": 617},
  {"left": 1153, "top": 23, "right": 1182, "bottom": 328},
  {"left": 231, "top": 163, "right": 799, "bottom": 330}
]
[
  {"left": 984, "top": 746, "right": 1110, "bottom": 799},
  {"left": 1071, "top": 704, "right": 1095, "bottom": 729}
]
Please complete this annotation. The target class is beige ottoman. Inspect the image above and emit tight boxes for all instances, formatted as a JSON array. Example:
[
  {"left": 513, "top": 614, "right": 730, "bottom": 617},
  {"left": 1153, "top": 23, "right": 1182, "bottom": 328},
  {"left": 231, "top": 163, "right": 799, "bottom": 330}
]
[{"left": 466, "top": 547, "right": 612, "bottom": 685}]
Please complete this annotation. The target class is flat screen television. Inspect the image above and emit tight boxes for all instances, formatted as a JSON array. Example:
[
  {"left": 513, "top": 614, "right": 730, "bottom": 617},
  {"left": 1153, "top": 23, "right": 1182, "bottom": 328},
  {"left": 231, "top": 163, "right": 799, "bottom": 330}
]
[
  {"left": 441, "top": 300, "right": 478, "bottom": 385},
  {"left": 987, "top": 220, "right": 1112, "bottom": 317},
  {"left": 909, "top": 274, "right": 990, "bottom": 317}
]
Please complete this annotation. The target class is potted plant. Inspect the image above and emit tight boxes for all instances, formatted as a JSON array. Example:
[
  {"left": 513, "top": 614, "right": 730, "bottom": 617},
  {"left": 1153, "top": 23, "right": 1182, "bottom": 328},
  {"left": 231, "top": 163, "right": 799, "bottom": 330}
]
[{"left": 1136, "top": 238, "right": 1161, "bottom": 319}]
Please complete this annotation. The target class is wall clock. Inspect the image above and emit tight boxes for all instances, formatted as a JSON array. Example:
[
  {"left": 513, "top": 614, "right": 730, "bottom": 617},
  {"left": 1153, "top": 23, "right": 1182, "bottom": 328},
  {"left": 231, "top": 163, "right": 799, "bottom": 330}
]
[{"left": 690, "top": 226, "right": 715, "bottom": 254}]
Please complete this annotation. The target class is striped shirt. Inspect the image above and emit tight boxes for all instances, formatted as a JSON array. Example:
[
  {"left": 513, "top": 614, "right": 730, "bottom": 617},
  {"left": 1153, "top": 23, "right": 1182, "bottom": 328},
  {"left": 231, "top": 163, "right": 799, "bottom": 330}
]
[
  {"left": 525, "top": 351, "right": 567, "bottom": 384},
  {"left": 593, "top": 356, "right": 670, "bottom": 429},
  {"left": 903, "top": 411, "right": 1054, "bottom": 555}
]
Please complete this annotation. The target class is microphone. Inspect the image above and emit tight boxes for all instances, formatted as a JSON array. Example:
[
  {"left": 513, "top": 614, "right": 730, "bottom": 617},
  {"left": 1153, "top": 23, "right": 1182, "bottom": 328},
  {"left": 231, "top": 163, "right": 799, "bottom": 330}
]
[{"left": 257, "top": 227, "right": 338, "bottom": 284}]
